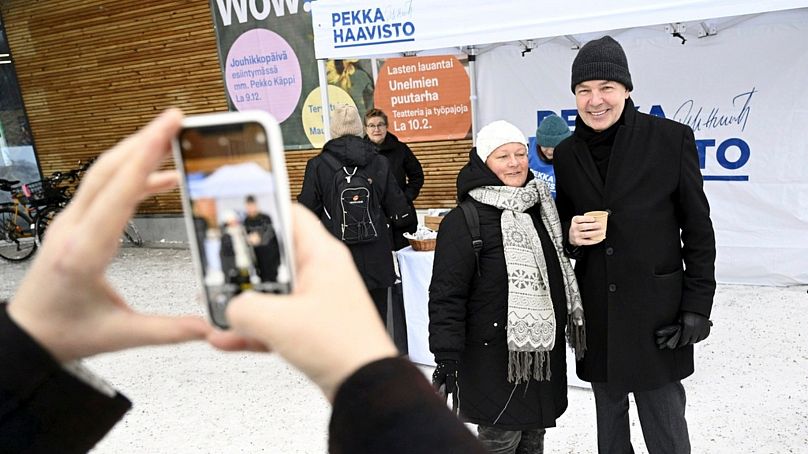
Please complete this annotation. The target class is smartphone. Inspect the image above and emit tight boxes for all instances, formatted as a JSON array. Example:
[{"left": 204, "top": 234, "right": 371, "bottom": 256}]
[{"left": 173, "top": 111, "right": 295, "bottom": 329}]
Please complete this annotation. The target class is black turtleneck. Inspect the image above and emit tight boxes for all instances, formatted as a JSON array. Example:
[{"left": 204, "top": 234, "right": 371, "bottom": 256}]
[{"left": 574, "top": 98, "right": 632, "bottom": 183}]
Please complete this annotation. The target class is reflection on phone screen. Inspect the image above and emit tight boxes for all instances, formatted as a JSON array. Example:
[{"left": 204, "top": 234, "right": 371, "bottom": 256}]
[{"left": 179, "top": 122, "right": 290, "bottom": 328}]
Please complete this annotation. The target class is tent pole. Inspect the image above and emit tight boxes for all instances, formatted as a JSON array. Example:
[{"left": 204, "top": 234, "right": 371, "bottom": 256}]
[
  {"left": 468, "top": 46, "right": 478, "bottom": 145},
  {"left": 317, "top": 59, "right": 332, "bottom": 143}
]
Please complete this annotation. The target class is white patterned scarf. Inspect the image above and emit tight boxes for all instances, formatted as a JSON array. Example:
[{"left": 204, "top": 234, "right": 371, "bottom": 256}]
[{"left": 469, "top": 180, "right": 585, "bottom": 384}]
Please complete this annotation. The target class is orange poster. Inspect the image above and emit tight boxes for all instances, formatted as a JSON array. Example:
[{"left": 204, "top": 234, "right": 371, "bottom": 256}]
[{"left": 374, "top": 56, "right": 471, "bottom": 142}]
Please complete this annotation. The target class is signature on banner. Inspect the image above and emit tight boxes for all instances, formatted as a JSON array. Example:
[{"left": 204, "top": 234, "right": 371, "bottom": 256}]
[{"left": 673, "top": 88, "right": 756, "bottom": 133}]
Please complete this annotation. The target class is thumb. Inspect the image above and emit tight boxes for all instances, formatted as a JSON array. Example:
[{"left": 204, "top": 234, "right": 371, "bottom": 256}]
[{"left": 225, "top": 291, "right": 292, "bottom": 344}]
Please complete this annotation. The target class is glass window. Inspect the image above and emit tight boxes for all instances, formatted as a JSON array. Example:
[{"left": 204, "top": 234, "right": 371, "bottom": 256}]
[{"left": 0, "top": 11, "right": 41, "bottom": 203}]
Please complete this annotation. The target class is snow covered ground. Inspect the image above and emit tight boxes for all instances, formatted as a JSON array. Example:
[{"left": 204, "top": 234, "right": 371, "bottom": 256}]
[{"left": 1, "top": 247, "right": 806, "bottom": 453}]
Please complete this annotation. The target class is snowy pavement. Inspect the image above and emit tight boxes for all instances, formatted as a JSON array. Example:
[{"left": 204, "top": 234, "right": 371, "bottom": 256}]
[{"left": 1, "top": 247, "right": 806, "bottom": 453}]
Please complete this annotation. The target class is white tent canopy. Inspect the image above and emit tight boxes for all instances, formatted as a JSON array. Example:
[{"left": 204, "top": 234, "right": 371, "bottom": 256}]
[
  {"left": 311, "top": 0, "right": 808, "bottom": 59},
  {"left": 308, "top": 1, "right": 808, "bottom": 285}
]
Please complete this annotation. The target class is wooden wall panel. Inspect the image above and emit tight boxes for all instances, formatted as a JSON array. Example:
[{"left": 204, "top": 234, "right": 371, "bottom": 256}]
[
  {"left": 1, "top": 1, "right": 468, "bottom": 213},
  {"left": 1, "top": 0, "right": 228, "bottom": 214}
]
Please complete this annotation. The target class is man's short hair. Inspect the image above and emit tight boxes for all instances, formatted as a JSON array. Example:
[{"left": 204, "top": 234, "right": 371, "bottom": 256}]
[{"left": 245, "top": 195, "right": 256, "bottom": 204}]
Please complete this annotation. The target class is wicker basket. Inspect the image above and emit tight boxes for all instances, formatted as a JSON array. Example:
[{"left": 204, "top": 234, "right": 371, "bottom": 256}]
[
  {"left": 424, "top": 215, "right": 444, "bottom": 231},
  {"left": 408, "top": 237, "right": 437, "bottom": 251}
]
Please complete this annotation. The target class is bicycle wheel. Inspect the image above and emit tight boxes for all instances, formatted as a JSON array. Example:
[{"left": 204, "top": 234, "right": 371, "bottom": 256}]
[
  {"left": 122, "top": 220, "right": 143, "bottom": 247},
  {"left": 0, "top": 208, "right": 37, "bottom": 261},
  {"left": 34, "top": 205, "right": 62, "bottom": 247}
]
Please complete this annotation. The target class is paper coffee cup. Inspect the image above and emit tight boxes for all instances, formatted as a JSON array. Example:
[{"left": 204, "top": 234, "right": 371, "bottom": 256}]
[{"left": 584, "top": 210, "right": 609, "bottom": 242}]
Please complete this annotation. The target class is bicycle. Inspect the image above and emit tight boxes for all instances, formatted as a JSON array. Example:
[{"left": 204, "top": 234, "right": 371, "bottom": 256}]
[
  {"left": 0, "top": 178, "right": 37, "bottom": 261},
  {"left": 29, "top": 158, "right": 143, "bottom": 247}
]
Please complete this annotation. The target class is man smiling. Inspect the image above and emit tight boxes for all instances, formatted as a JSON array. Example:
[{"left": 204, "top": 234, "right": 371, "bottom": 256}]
[{"left": 553, "top": 36, "right": 716, "bottom": 454}]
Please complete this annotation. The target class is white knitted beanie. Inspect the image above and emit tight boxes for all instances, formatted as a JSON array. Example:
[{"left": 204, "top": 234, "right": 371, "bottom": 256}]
[{"left": 476, "top": 120, "right": 528, "bottom": 163}]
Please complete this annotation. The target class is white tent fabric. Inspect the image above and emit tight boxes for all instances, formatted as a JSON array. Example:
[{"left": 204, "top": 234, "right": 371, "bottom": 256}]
[
  {"left": 308, "top": 2, "right": 808, "bottom": 285},
  {"left": 476, "top": 9, "right": 808, "bottom": 285},
  {"left": 311, "top": 0, "right": 808, "bottom": 59}
]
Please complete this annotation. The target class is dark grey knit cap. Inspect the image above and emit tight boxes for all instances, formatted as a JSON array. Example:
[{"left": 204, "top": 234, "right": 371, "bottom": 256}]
[{"left": 570, "top": 36, "right": 633, "bottom": 93}]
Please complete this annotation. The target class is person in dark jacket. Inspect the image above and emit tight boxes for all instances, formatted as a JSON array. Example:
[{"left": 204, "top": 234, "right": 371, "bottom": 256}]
[
  {"left": 298, "top": 104, "right": 409, "bottom": 323},
  {"left": 429, "top": 120, "right": 585, "bottom": 453},
  {"left": 0, "top": 109, "right": 486, "bottom": 454},
  {"left": 364, "top": 108, "right": 424, "bottom": 250},
  {"left": 553, "top": 36, "right": 716, "bottom": 453},
  {"left": 243, "top": 194, "right": 281, "bottom": 282}
]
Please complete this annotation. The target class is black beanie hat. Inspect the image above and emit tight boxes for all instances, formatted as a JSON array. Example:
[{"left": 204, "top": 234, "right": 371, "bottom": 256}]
[{"left": 570, "top": 36, "right": 633, "bottom": 93}]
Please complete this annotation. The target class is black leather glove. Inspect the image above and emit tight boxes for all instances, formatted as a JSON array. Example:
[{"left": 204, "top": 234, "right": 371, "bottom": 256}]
[
  {"left": 677, "top": 311, "right": 712, "bottom": 347},
  {"left": 432, "top": 360, "right": 458, "bottom": 395},
  {"left": 655, "top": 324, "right": 682, "bottom": 350}
]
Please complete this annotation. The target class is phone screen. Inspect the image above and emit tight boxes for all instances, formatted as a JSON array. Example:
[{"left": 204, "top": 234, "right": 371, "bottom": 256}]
[{"left": 178, "top": 120, "right": 291, "bottom": 328}]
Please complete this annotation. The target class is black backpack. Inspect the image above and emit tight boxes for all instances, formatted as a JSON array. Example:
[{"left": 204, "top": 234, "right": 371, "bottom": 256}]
[{"left": 321, "top": 152, "right": 382, "bottom": 245}]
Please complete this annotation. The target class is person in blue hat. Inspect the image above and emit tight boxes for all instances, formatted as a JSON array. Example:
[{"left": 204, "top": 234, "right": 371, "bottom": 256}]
[{"left": 528, "top": 114, "right": 572, "bottom": 198}]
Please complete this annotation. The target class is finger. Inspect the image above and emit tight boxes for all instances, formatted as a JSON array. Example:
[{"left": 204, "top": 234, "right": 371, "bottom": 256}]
[
  {"left": 102, "top": 312, "right": 211, "bottom": 351},
  {"left": 677, "top": 328, "right": 693, "bottom": 347},
  {"left": 75, "top": 109, "right": 184, "bottom": 250},
  {"left": 655, "top": 326, "right": 678, "bottom": 337},
  {"left": 225, "top": 291, "right": 289, "bottom": 343},
  {"left": 289, "top": 203, "right": 346, "bottom": 271},
  {"left": 666, "top": 330, "right": 681, "bottom": 349},
  {"left": 207, "top": 330, "right": 270, "bottom": 352},
  {"left": 144, "top": 170, "right": 180, "bottom": 195}
]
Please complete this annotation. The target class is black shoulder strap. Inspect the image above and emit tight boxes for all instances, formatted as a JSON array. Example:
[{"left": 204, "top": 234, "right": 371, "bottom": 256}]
[{"left": 459, "top": 200, "right": 482, "bottom": 277}]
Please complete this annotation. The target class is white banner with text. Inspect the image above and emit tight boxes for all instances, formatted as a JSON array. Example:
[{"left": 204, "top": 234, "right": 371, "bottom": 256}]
[{"left": 477, "top": 11, "right": 808, "bottom": 285}]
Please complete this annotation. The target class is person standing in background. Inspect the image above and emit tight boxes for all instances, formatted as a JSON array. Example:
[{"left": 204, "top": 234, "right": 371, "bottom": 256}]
[
  {"left": 298, "top": 105, "right": 409, "bottom": 327},
  {"left": 364, "top": 108, "right": 424, "bottom": 250},
  {"left": 529, "top": 114, "right": 572, "bottom": 199},
  {"left": 553, "top": 35, "right": 716, "bottom": 454}
]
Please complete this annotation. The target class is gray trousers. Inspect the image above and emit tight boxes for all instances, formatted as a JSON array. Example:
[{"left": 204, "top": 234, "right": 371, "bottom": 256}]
[
  {"left": 477, "top": 425, "right": 545, "bottom": 454},
  {"left": 591, "top": 381, "right": 690, "bottom": 454}
]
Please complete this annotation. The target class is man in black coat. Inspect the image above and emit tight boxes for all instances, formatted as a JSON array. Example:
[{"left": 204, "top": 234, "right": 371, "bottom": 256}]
[
  {"left": 363, "top": 108, "right": 424, "bottom": 251},
  {"left": 553, "top": 36, "right": 716, "bottom": 453},
  {"left": 298, "top": 104, "right": 410, "bottom": 324}
]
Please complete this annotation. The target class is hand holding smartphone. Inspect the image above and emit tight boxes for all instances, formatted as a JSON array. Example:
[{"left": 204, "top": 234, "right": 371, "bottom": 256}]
[{"left": 173, "top": 111, "right": 295, "bottom": 329}]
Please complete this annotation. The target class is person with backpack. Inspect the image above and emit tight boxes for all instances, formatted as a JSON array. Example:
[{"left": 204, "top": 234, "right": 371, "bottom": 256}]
[
  {"left": 298, "top": 104, "right": 410, "bottom": 324},
  {"left": 428, "top": 120, "right": 585, "bottom": 453}
]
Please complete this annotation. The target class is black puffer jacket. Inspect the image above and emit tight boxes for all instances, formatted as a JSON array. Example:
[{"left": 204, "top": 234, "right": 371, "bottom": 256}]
[
  {"left": 298, "top": 135, "right": 409, "bottom": 290},
  {"left": 366, "top": 132, "right": 424, "bottom": 249},
  {"left": 428, "top": 149, "right": 570, "bottom": 430}
]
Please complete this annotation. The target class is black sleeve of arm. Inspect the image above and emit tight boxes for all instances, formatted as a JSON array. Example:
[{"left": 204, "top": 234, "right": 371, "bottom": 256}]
[
  {"left": 676, "top": 127, "right": 717, "bottom": 317},
  {"left": 297, "top": 158, "right": 323, "bottom": 215},
  {"left": 328, "top": 357, "right": 485, "bottom": 454},
  {"left": 428, "top": 209, "right": 475, "bottom": 362},
  {"left": 0, "top": 303, "right": 131, "bottom": 453},
  {"left": 378, "top": 157, "right": 410, "bottom": 220},
  {"left": 402, "top": 145, "right": 424, "bottom": 202}
]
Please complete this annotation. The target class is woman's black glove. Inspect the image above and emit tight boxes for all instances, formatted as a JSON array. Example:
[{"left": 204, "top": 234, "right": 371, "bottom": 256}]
[{"left": 432, "top": 360, "right": 458, "bottom": 394}]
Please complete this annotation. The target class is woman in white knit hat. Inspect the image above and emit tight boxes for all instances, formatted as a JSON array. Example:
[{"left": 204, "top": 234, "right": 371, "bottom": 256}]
[{"left": 428, "top": 120, "right": 585, "bottom": 453}]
